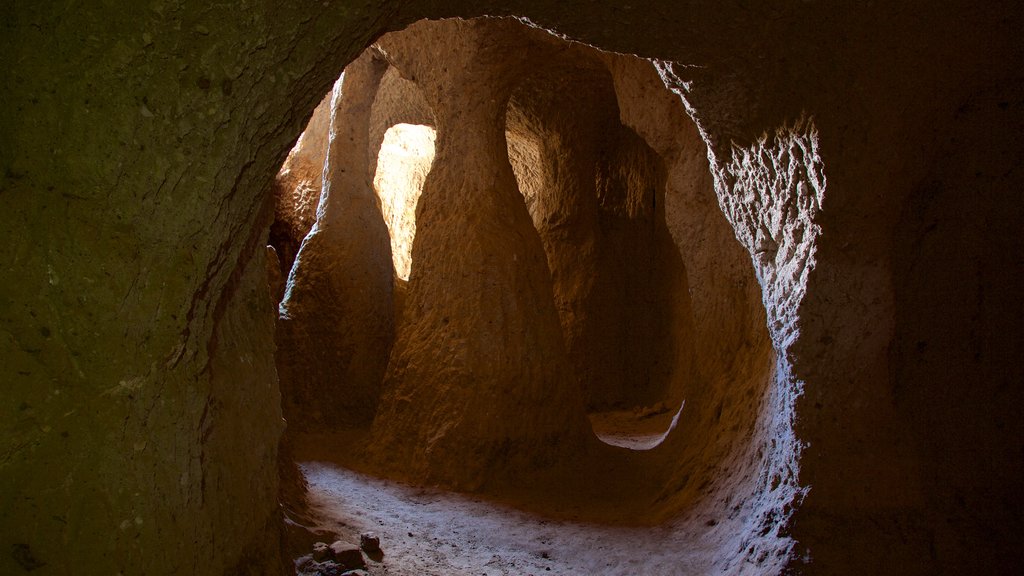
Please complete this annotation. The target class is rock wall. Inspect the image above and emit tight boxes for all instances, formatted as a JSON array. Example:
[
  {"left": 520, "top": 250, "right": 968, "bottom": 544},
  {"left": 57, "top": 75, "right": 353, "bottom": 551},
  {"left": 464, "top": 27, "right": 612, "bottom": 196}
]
[
  {"left": 300, "top": 20, "right": 788, "bottom": 573},
  {"left": 0, "top": 2, "right": 400, "bottom": 573},
  {"left": 2, "top": 1, "right": 1021, "bottom": 575},
  {"left": 269, "top": 91, "right": 333, "bottom": 279},
  {"left": 878, "top": 84, "right": 1023, "bottom": 573},
  {"left": 506, "top": 54, "right": 699, "bottom": 412}
]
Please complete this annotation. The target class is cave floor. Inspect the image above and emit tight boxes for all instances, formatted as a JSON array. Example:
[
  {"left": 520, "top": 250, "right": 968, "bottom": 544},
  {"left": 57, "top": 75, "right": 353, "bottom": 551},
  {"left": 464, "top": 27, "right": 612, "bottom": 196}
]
[{"left": 296, "top": 461, "right": 711, "bottom": 575}]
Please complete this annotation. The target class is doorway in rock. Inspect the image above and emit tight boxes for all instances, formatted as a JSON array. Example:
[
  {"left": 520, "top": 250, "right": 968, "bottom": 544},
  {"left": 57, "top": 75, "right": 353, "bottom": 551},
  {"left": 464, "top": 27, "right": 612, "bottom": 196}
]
[
  {"left": 268, "top": 16, "right": 786, "bottom": 576},
  {"left": 374, "top": 122, "right": 436, "bottom": 283},
  {"left": 504, "top": 48, "right": 696, "bottom": 451}
]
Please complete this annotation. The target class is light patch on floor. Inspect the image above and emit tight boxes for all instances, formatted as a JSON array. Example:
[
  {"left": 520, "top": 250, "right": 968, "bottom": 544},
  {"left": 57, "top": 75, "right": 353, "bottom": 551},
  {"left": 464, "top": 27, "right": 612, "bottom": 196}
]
[{"left": 300, "top": 461, "right": 715, "bottom": 575}]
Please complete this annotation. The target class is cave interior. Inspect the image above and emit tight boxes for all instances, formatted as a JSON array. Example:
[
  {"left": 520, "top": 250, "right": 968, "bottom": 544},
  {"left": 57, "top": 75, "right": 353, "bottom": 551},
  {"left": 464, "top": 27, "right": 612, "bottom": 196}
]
[{"left": 1, "top": 2, "right": 1021, "bottom": 575}]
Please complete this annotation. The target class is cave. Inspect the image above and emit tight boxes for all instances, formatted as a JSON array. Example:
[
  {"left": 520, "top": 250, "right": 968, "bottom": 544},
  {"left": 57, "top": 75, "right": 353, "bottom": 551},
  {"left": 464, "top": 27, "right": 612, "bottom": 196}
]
[{"left": 2, "top": 2, "right": 1021, "bottom": 576}]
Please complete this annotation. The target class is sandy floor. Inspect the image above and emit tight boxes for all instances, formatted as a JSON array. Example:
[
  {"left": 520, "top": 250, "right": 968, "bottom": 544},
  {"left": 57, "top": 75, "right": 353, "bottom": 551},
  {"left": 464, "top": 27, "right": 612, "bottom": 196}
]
[{"left": 296, "top": 460, "right": 715, "bottom": 576}]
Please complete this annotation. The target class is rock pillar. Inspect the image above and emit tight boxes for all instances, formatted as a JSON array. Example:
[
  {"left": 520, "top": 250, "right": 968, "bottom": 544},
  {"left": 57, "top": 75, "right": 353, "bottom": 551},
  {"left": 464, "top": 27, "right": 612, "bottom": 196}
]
[
  {"left": 368, "top": 20, "right": 590, "bottom": 488},
  {"left": 277, "top": 50, "right": 395, "bottom": 429}
]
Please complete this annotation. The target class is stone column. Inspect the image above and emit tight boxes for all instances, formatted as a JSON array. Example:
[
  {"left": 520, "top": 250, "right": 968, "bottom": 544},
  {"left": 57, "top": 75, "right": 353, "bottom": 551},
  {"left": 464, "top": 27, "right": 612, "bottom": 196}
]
[
  {"left": 368, "top": 19, "right": 591, "bottom": 489},
  {"left": 277, "top": 49, "right": 395, "bottom": 430}
]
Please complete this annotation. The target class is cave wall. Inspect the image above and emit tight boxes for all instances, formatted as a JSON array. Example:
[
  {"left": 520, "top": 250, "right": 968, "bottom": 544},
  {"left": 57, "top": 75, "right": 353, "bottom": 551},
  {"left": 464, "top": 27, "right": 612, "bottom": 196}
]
[
  {"left": 884, "top": 84, "right": 1024, "bottom": 572},
  {"left": 2, "top": 1, "right": 1021, "bottom": 575},
  {"left": 0, "top": 2, "right": 400, "bottom": 573},
  {"left": 284, "top": 22, "right": 788, "bottom": 573}
]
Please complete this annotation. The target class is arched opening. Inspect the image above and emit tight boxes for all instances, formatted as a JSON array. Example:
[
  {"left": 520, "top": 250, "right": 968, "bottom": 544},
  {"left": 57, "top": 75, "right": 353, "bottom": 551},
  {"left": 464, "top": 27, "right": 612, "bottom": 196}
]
[
  {"left": 505, "top": 54, "right": 697, "bottom": 450},
  {"left": 373, "top": 123, "right": 436, "bottom": 282},
  {"left": 13, "top": 1, "right": 1022, "bottom": 574},
  {"left": 271, "top": 16, "right": 784, "bottom": 576}
]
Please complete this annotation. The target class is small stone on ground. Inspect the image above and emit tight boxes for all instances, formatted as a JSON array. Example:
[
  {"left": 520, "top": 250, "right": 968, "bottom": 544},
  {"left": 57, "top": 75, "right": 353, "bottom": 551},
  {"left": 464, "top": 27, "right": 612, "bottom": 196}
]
[
  {"left": 312, "top": 542, "right": 331, "bottom": 561},
  {"left": 360, "top": 531, "right": 381, "bottom": 553},
  {"left": 330, "top": 541, "right": 366, "bottom": 570}
]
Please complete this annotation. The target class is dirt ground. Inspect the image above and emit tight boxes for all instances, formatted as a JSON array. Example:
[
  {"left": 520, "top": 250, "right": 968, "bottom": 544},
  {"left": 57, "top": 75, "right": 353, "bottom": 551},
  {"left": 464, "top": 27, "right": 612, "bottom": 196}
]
[
  {"left": 295, "top": 461, "right": 714, "bottom": 576},
  {"left": 289, "top": 407, "right": 708, "bottom": 575}
]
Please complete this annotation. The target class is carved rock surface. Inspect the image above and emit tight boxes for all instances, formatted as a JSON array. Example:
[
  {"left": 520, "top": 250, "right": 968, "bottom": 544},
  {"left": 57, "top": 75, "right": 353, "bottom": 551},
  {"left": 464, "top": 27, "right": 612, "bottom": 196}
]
[
  {"left": 270, "top": 91, "right": 333, "bottom": 279},
  {"left": 2, "top": 2, "right": 1020, "bottom": 576},
  {"left": 266, "top": 24, "right": 787, "bottom": 575},
  {"left": 366, "top": 20, "right": 591, "bottom": 489},
  {"left": 276, "top": 50, "right": 395, "bottom": 431}
]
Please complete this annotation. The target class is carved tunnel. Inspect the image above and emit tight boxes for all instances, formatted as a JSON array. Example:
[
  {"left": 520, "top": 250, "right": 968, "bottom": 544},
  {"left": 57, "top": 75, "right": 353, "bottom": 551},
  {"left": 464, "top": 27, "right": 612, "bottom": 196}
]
[{"left": 4, "top": 3, "right": 1020, "bottom": 576}]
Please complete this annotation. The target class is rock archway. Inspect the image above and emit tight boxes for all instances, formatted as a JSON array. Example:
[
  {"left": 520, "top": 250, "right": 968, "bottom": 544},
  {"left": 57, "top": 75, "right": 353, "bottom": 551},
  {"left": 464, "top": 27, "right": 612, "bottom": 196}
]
[
  {"left": 3, "top": 2, "right": 1021, "bottom": 575},
  {"left": 274, "top": 17, "right": 791, "bottom": 573}
]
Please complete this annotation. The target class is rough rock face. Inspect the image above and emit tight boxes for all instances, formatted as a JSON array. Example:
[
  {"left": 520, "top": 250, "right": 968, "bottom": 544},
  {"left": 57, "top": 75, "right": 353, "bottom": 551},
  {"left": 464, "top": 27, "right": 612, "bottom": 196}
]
[
  {"left": 2, "top": 1, "right": 1021, "bottom": 576},
  {"left": 269, "top": 91, "right": 333, "bottom": 278},
  {"left": 506, "top": 52, "right": 699, "bottom": 412},
  {"left": 278, "top": 20, "right": 785, "bottom": 572},
  {"left": 366, "top": 20, "right": 592, "bottom": 489},
  {"left": 277, "top": 49, "right": 395, "bottom": 431}
]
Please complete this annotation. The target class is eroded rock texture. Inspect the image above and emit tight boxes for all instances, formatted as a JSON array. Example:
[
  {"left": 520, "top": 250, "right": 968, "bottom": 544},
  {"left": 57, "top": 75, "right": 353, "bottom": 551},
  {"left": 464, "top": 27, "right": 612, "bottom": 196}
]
[
  {"left": 506, "top": 55, "right": 699, "bottom": 412},
  {"left": 277, "top": 50, "right": 395, "bottom": 431},
  {"left": 270, "top": 91, "right": 332, "bottom": 278},
  {"left": 366, "top": 20, "right": 591, "bottom": 489},
  {"left": 3, "top": 1, "right": 1021, "bottom": 575}
]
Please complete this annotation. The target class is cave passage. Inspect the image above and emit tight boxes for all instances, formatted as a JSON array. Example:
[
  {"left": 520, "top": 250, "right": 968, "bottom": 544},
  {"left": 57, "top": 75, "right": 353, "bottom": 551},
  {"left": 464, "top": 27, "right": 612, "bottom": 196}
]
[
  {"left": 373, "top": 123, "right": 436, "bottom": 282},
  {"left": 269, "top": 16, "right": 785, "bottom": 575},
  {"left": 7, "top": 1, "right": 1020, "bottom": 574}
]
